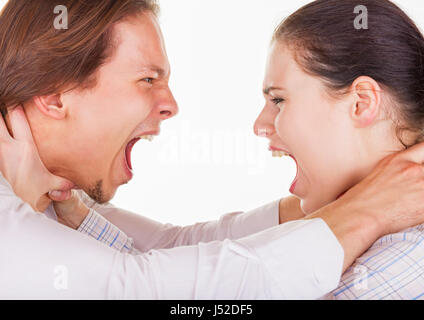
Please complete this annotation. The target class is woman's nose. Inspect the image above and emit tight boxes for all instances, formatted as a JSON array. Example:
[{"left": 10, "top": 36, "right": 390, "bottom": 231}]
[{"left": 254, "top": 109, "right": 276, "bottom": 138}]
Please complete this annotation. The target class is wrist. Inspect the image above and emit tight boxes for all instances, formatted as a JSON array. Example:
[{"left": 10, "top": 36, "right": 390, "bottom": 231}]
[
  {"left": 305, "top": 199, "right": 383, "bottom": 272},
  {"left": 57, "top": 201, "right": 89, "bottom": 230},
  {"left": 279, "top": 196, "right": 305, "bottom": 224}
]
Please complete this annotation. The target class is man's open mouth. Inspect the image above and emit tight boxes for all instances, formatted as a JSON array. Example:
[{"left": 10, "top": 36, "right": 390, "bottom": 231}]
[{"left": 124, "top": 135, "right": 154, "bottom": 171}]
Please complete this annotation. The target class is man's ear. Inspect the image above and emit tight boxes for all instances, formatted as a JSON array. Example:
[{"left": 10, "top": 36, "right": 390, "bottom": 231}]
[
  {"left": 32, "top": 94, "right": 66, "bottom": 120},
  {"left": 349, "top": 76, "right": 382, "bottom": 128}
]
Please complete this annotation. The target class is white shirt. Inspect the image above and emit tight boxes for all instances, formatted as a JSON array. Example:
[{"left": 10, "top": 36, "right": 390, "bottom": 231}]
[{"left": 0, "top": 172, "right": 344, "bottom": 299}]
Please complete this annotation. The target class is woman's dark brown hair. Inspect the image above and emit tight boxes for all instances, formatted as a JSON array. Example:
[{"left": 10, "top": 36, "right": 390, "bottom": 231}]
[
  {"left": 0, "top": 0, "right": 158, "bottom": 117},
  {"left": 273, "top": 0, "right": 424, "bottom": 146}
]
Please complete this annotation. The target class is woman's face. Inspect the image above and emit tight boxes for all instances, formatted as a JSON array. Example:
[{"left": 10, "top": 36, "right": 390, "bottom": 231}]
[{"left": 254, "top": 41, "right": 403, "bottom": 214}]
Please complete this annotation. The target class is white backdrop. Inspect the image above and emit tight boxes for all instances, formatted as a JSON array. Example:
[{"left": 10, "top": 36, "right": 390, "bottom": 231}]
[{"left": 1, "top": 0, "right": 424, "bottom": 225}]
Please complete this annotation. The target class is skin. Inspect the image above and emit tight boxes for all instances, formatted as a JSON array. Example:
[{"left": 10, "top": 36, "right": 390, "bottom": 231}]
[
  {"left": 4, "top": 12, "right": 424, "bottom": 278},
  {"left": 7, "top": 102, "right": 424, "bottom": 275},
  {"left": 51, "top": 38, "right": 424, "bottom": 275},
  {"left": 5, "top": 12, "right": 178, "bottom": 204},
  {"left": 255, "top": 41, "right": 416, "bottom": 215}
]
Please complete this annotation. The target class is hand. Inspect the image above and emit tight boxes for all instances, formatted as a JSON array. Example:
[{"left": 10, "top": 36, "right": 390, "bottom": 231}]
[
  {"left": 325, "top": 142, "right": 424, "bottom": 235},
  {"left": 53, "top": 190, "right": 90, "bottom": 230},
  {"left": 0, "top": 105, "right": 74, "bottom": 212},
  {"left": 278, "top": 196, "right": 305, "bottom": 224},
  {"left": 306, "top": 142, "right": 424, "bottom": 272}
]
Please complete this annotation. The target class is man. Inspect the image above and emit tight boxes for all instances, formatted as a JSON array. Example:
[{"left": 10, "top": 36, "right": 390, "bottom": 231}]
[{"left": 2, "top": 0, "right": 424, "bottom": 299}]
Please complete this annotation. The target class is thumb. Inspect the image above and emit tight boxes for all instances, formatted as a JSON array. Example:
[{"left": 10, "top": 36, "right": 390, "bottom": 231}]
[
  {"left": 399, "top": 141, "right": 424, "bottom": 164},
  {"left": 48, "top": 189, "right": 72, "bottom": 202},
  {"left": 47, "top": 176, "right": 75, "bottom": 201}
]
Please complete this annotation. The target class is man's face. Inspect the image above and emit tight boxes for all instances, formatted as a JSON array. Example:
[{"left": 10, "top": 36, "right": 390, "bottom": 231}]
[{"left": 28, "top": 12, "right": 178, "bottom": 203}]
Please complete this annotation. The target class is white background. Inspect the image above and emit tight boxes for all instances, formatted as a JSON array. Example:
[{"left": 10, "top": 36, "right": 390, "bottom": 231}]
[{"left": 1, "top": 0, "right": 424, "bottom": 225}]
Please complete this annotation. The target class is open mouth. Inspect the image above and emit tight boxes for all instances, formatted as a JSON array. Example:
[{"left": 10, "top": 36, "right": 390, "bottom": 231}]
[
  {"left": 269, "top": 146, "right": 299, "bottom": 194},
  {"left": 288, "top": 154, "right": 299, "bottom": 193},
  {"left": 124, "top": 135, "right": 155, "bottom": 172}
]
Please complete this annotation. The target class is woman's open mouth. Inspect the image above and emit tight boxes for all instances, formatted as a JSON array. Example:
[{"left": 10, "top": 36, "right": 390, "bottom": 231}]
[{"left": 269, "top": 146, "right": 299, "bottom": 194}]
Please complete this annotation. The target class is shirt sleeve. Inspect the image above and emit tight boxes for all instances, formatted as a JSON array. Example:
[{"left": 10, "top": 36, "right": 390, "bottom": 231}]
[
  {"left": 77, "top": 208, "right": 140, "bottom": 255},
  {"left": 1, "top": 190, "right": 344, "bottom": 299},
  {"left": 324, "top": 226, "right": 424, "bottom": 300},
  {"left": 76, "top": 190, "right": 280, "bottom": 252}
]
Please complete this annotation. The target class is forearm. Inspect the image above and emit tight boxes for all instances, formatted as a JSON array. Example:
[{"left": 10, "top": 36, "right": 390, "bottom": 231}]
[
  {"left": 57, "top": 190, "right": 281, "bottom": 251},
  {"left": 86, "top": 200, "right": 280, "bottom": 251},
  {"left": 278, "top": 195, "right": 380, "bottom": 273},
  {"left": 304, "top": 200, "right": 382, "bottom": 273},
  {"left": 56, "top": 195, "right": 90, "bottom": 230}
]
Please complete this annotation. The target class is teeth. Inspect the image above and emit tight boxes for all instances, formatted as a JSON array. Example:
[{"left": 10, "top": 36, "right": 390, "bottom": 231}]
[
  {"left": 272, "top": 150, "right": 290, "bottom": 158},
  {"left": 137, "top": 135, "right": 154, "bottom": 141},
  {"left": 272, "top": 151, "right": 283, "bottom": 158}
]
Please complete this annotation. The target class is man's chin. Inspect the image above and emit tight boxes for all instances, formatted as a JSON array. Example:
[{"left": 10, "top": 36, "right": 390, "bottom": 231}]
[{"left": 81, "top": 179, "right": 117, "bottom": 204}]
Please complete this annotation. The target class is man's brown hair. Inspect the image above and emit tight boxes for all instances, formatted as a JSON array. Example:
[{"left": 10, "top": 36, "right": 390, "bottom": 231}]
[{"left": 0, "top": 0, "right": 158, "bottom": 116}]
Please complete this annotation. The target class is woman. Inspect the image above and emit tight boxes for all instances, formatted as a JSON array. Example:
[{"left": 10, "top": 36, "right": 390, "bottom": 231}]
[
  {"left": 254, "top": 0, "right": 424, "bottom": 299},
  {"left": 2, "top": 0, "right": 424, "bottom": 299}
]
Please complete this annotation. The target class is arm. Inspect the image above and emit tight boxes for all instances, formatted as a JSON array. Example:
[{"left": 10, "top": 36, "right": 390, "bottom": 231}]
[
  {"left": 0, "top": 183, "right": 342, "bottom": 299},
  {"left": 57, "top": 194, "right": 302, "bottom": 255},
  {"left": 279, "top": 196, "right": 306, "bottom": 224},
  {"left": 4, "top": 108, "right": 424, "bottom": 298},
  {"left": 60, "top": 192, "right": 305, "bottom": 252},
  {"left": 76, "top": 208, "right": 141, "bottom": 254},
  {"left": 58, "top": 189, "right": 281, "bottom": 252},
  {"left": 0, "top": 106, "right": 74, "bottom": 212},
  {"left": 305, "top": 143, "right": 424, "bottom": 274},
  {"left": 57, "top": 146, "right": 424, "bottom": 277}
]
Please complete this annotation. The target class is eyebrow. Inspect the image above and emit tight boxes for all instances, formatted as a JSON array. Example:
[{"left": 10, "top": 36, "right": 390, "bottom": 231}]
[
  {"left": 137, "top": 65, "right": 168, "bottom": 78},
  {"left": 263, "top": 86, "right": 285, "bottom": 95}
]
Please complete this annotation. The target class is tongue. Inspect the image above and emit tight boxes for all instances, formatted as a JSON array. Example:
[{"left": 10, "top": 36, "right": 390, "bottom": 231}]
[
  {"left": 288, "top": 154, "right": 298, "bottom": 192},
  {"left": 125, "top": 138, "right": 141, "bottom": 170}
]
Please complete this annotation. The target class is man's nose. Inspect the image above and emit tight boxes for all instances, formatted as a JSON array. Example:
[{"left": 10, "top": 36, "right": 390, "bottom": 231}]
[
  {"left": 157, "top": 89, "right": 179, "bottom": 120},
  {"left": 254, "top": 108, "right": 276, "bottom": 138}
]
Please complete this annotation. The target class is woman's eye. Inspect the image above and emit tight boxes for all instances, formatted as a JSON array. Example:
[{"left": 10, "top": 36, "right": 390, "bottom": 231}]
[{"left": 271, "top": 98, "right": 285, "bottom": 106}]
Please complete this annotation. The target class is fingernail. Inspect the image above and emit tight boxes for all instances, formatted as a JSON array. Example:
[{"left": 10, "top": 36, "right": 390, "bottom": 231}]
[{"left": 49, "top": 190, "right": 61, "bottom": 198}]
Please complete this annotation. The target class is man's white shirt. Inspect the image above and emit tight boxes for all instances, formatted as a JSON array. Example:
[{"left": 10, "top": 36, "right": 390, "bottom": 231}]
[{"left": 0, "top": 172, "right": 344, "bottom": 299}]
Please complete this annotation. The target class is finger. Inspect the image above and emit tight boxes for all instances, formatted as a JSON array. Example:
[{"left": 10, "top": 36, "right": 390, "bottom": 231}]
[
  {"left": 36, "top": 194, "right": 53, "bottom": 213},
  {"left": 8, "top": 105, "right": 33, "bottom": 141},
  {"left": 0, "top": 108, "right": 12, "bottom": 140},
  {"left": 49, "top": 175, "right": 75, "bottom": 193},
  {"left": 48, "top": 189, "right": 72, "bottom": 202},
  {"left": 398, "top": 141, "right": 424, "bottom": 164}
]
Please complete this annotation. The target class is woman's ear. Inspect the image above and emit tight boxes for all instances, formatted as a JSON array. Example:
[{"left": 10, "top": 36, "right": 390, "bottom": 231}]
[
  {"left": 349, "top": 76, "right": 381, "bottom": 128},
  {"left": 32, "top": 94, "right": 66, "bottom": 120}
]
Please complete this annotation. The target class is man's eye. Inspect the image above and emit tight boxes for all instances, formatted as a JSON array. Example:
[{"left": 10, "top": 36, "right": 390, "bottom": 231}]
[
  {"left": 271, "top": 98, "right": 285, "bottom": 106},
  {"left": 141, "top": 78, "right": 154, "bottom": 84}
]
